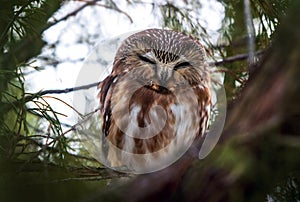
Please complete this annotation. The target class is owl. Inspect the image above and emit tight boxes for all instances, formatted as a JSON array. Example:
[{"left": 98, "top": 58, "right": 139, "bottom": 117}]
[{"left": 98, "top": 29, "right": 211, "bottom": 172}]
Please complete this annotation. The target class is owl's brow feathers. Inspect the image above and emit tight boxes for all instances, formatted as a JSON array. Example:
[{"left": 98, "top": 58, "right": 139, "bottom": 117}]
[{"left": 116, "top": 29, "right": 206, "bottom": 65}]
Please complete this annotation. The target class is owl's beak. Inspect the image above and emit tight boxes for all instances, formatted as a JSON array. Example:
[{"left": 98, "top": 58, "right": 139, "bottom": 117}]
[
  {"left": 147, "top": 65, "right": 173, "bottom": 92},
  {"left": 149, "top": 81, "right": 170, "bottom": 93},
  {"left": 151, "top": 83, "right": 160, "bottom": 91},
  {"left": 157, "top": 65, "right": 172, "bottom": 87}
]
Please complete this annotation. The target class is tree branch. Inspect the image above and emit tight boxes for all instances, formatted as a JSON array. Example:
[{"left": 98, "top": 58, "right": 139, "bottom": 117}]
[
  {"left": 46, "top": 1, "right": 91, "bottom": 29},
  {"left": 37, "top": 81, "right": 99, "bottom": 96},
  {"left": 45, "top": 0, "right": 133, "bottom": 31},
  {"left": 209, "top": 49, "right": 265, "bottom": 67}
]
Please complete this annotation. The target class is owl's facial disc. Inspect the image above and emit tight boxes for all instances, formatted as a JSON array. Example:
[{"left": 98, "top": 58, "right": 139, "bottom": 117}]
[{"left": 136, "top": 50, "right": 192, "bottom": 93}]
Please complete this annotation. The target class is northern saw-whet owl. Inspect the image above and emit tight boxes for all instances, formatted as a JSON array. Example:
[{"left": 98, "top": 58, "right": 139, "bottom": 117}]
[{"left": 98, "top": 29, "right": 211, "bottom": 172}]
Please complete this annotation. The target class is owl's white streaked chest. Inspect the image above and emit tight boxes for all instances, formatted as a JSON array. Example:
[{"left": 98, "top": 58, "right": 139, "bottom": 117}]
[
  {"left": 109, "top": 80, "right": 204, "bottom": 149},
  {"left": 102, "top": 76, "right": 211, "bottom": 170}
]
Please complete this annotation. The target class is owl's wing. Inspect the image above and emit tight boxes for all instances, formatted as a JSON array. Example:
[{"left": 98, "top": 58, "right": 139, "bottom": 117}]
[{"left": 98, "top": 75, "right": 116, "bottom": 137}]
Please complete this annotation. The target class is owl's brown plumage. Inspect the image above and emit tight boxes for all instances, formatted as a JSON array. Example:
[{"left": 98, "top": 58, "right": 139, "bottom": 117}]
[{"left": 98, "top": 29, "right": 211, "bottom": 171}]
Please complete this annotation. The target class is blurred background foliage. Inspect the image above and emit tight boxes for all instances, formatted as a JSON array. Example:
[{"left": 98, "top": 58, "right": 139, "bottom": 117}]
[{"left": 0, "top": 0, "right": 298, "bottom": 201}]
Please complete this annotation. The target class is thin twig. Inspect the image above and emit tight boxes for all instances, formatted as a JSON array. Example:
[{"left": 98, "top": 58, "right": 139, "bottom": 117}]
[
  {"left": 36, "top": 81, "right": 99, "bottom": 96},
  {"left": 45, "top": 1, "right": 92, "bottom": 30},
  {"left": 107, "top": 0, "right": 133, "bottom": 23},
  {"left": 45, "top": 0, "right": 133, "bottom": 31},
  {"left": 210, "top": 49, "right": 265, "bottom": 67},
  {"left": 213, "top": 67, "right": 245, "bottom": 85},
  {"left": 27, "top": 110, "right": 73, "bottom": 128}
]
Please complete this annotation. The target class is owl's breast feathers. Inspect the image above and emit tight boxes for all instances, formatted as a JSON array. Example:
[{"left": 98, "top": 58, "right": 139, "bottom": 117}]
[{"left": 98, "top": 73, "right": 211, "bottom": 157}]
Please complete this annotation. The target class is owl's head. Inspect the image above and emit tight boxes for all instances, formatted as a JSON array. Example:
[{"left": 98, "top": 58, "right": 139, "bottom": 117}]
[{"left": 113, "top": 29, "right": 210, "bottom": 93}]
